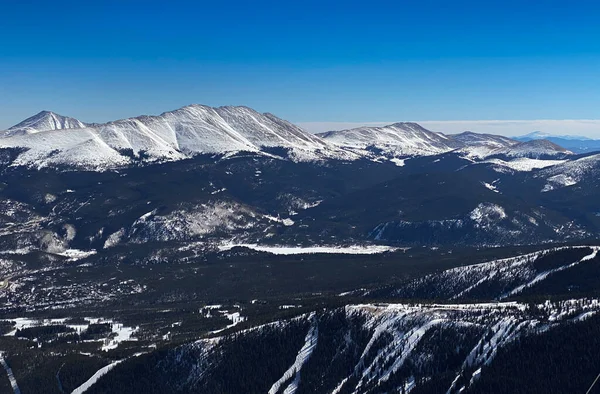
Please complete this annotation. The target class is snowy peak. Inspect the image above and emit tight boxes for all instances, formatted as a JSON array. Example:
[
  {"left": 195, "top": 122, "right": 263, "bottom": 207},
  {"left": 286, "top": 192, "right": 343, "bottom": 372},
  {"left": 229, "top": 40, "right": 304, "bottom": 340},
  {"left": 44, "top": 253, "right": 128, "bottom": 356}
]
[
  {"left": 317, "top": 122, "right": 460, "bottom": 157},
  {"left": 3, "top": 111, "right": 87, "bottom": 137}
]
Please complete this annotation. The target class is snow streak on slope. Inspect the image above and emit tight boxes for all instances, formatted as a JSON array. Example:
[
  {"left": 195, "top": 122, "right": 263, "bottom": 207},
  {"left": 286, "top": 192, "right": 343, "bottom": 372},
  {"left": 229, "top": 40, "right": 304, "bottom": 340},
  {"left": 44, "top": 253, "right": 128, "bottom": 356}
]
[
  {"left": 333, "top": 300, "right": 598, "bottom": 393},
  {"left": 268, "top": 313, "right": 318, "bottom": 394}
]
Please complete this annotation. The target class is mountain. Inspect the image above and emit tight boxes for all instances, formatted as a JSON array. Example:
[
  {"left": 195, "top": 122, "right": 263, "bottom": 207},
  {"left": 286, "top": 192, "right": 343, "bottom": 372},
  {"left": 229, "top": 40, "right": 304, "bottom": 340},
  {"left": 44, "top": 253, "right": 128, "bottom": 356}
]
[
  {"left": 317, "top": 122, "right": 461, "bottom": 157},
  {"left": 317, "top": 123, "right": 569, "bottom": 160},
  {"left": 451, "top": 131, "right": 519, "bottom": 158},
  {"left": 0, "top": 105, "right": 356, "bottom": 169},
  {"left": 516, "top": 131, "right": 600, "bottom": 154},
  {"left": 450, "top": 131, "right": 517, "bottom": 148},
  {"left": 490, "top": 139, "right": 572, "bottom": 159},
  {"left": 1, "top": 110, "right": 88, "bottom": 137},
  {"left": 1, "top": 109, "right": 574, "bottom": 170}
]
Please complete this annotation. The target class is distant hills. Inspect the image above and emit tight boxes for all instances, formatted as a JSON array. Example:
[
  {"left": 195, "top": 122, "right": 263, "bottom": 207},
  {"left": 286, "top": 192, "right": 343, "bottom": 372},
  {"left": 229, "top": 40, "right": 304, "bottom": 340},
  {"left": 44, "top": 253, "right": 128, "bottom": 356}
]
[{"left": 515, "top": 131, "right": 600, "bottom": 154}]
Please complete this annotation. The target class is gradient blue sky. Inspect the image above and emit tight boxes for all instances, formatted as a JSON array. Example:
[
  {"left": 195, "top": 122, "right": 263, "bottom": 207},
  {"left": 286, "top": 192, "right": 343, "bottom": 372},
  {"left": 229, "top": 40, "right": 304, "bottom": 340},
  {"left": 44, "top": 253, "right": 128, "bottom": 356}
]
[{"left": 2, "top": 0, "right": 600, "bottom": 134}]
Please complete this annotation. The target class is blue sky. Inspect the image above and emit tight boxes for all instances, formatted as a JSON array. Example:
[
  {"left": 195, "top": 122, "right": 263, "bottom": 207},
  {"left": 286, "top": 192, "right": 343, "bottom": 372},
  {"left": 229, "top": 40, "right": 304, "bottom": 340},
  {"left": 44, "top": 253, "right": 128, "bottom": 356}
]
[{"left": 2, "top": 0, "right": 600, "bottom": 135}]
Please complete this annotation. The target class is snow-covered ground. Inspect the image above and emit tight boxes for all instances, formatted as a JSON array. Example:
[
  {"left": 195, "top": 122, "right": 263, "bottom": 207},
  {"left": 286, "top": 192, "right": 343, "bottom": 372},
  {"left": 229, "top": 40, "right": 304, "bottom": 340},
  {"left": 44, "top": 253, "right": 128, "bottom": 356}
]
[
  {"left": 218, "top": 243, "right": 397, "bottom": 255},
  {"left": 477, "top": 158, "right": 566, "bottom": 172},
  {"left": 1, "top": 317, "right": 137, "bottom": 352}
]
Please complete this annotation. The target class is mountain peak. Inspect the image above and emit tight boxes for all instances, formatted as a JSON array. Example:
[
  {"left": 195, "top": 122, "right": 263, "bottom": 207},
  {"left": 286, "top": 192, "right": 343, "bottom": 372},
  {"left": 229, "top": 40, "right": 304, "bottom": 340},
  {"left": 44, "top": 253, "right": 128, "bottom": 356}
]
[{"left": 3, "top": 110, "right": 87, "bottom": 137}]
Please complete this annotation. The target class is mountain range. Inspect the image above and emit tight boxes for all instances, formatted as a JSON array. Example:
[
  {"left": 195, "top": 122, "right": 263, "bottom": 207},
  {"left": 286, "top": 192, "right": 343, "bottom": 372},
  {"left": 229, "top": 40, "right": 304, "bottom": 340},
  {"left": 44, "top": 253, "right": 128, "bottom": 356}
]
[
  {"left": 2, "top": 105, "right": 600, "bottom": 394},
  {"left": 0, "top": 106, "right": 574, "bottom": 170}
]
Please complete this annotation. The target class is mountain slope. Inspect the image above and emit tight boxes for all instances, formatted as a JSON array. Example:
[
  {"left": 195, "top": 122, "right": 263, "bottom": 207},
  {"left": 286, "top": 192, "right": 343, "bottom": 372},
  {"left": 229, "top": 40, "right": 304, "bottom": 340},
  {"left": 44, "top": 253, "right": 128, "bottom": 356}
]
[
  {"left": 317, "top": 122, "right": 460, "bottom": 157},
  {"left": 84, "top": 295, "right": 600, "bottom": 394}
]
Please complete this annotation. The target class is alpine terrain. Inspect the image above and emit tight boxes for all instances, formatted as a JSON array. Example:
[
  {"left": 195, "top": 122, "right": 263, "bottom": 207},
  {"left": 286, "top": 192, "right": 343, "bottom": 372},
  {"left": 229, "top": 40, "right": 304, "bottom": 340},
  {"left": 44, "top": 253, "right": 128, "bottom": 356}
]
[{"left": 0, "top": 105, "right": 599, "bottom": 394}]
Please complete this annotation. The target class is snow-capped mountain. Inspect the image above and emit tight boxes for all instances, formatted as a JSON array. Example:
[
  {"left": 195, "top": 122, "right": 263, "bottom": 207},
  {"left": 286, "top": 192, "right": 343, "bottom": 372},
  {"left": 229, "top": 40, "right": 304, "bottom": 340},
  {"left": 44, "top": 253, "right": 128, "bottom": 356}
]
[
  {"left": 492, "top": 139, "right": 571, "bottom": 158},
  {"left": 1, "top": 107, "right": 576, "bottom": 170},
  {"left": 451, "top": 131, "right": 518, "bottom": 158},
  {"left": 0, "top": 105, "right": 356, "bottom": 169},
  {"left": 317, "top": 122, "right": 572, "bottom": 160},
  {"left": 317, "top": 122, "right": 461, "bottom": 157},
  {"left": 1, "top": 111, "right": 88, "bottom": 137}
]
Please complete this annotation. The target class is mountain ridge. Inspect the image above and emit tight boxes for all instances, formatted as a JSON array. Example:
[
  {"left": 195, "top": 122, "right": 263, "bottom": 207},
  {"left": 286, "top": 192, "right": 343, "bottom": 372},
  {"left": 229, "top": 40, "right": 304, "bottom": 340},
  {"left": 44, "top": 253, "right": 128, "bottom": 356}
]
[{"left": 0, "top": 105, "right": 576, "bottom": 170}]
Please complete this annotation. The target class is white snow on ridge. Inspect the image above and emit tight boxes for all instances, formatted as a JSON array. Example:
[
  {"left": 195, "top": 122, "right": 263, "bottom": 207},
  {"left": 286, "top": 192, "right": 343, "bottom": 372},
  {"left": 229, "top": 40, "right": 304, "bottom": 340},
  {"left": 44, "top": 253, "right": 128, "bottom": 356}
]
[{"left": 218, "top": 243, "right": 397, "bottom": 255}]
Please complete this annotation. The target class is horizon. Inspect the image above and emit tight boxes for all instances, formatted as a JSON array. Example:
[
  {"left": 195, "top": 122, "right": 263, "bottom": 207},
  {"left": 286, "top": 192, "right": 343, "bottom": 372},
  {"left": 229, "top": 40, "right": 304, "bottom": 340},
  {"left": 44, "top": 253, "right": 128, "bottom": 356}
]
[
  {"left": 3, "top": 1, "right": 600, "bottom": 136},
  {"left": 3, "top": 106, "right": 600, "bottom": 139}
]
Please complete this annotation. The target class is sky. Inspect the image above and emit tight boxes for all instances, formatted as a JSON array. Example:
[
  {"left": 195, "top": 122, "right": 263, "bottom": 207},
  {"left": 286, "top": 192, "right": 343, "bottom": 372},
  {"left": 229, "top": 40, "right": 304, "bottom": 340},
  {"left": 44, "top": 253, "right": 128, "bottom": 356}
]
[{"left": 2, "top": 0, "right": 600, "bottom": 136}]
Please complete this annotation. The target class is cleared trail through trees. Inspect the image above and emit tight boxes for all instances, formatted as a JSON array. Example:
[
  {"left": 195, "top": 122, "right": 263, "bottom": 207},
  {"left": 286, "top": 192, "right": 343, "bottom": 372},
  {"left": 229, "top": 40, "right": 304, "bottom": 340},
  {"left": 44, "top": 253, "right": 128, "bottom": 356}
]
[
  {"left": 0, "top": 352, "right": 21, "bottom": 394},
  {"left": 586, "top": 371, "right": 600, "bottom": 394}
]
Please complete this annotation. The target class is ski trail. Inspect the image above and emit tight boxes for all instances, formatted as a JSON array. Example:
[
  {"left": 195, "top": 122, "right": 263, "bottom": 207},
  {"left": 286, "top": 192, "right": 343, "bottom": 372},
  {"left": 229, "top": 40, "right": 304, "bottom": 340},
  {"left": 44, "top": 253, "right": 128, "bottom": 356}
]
[
  {"left": 501, "top": 247, "right": 598, "bottom": 299},
  {"left": 330, "top": 377, "right": 349, "bottom": 394},
  {"left": 71, "top": 360, "right": 123, "bottom": 394},
  {"left": 268, "top": 314, "right": 318, "bottom": 394},
  {"left": 378, "top": 319, "right": 444, "bottom": 384},
  {"left": 0, "top": 352, "right": 21, "bottom": 394},
  {"left": 446, "top": 317, "right": 523, "bottom": 394}
]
